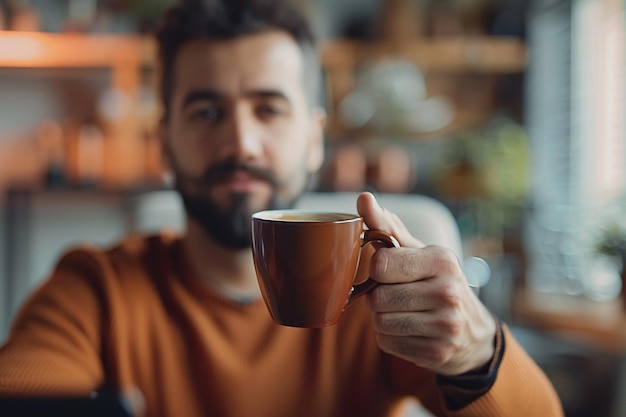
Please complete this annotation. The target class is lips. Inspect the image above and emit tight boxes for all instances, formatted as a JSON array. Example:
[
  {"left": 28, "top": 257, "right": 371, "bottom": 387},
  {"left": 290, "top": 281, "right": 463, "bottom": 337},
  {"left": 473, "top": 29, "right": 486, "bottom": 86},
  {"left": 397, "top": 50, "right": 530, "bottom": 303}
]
[
  {"left": 220, "top": 170, "right": 268, "bottom": 192},
  {"left": 177, "top": 160, "right": 278, "bottom": 194}
]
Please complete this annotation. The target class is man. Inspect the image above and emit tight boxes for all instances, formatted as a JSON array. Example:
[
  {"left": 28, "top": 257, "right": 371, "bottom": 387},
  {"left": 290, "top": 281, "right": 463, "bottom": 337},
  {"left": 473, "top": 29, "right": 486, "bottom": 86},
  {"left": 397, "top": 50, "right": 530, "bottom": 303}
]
[{"left": 0, "top": 0, "right": 563, "bottom": 416}]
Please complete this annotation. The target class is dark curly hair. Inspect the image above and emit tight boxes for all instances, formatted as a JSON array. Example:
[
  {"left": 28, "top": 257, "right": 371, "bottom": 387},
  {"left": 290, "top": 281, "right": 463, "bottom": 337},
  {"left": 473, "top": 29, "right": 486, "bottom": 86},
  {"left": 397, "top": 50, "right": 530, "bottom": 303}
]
[{"left": 154, "top": 0, "right": 320, "bottom": 120}]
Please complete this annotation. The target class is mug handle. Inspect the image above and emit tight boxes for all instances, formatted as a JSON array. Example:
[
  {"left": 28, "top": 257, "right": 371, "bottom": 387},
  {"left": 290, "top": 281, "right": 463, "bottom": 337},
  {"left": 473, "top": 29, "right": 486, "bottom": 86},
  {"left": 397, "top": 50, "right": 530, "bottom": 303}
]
[{"left": 345, "top": 229, "right": 400, "bottom": 309}]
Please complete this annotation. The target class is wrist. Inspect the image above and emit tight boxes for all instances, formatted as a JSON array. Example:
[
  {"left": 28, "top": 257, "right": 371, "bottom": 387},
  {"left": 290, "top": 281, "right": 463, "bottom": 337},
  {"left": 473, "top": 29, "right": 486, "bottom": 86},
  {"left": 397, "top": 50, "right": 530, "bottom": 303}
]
[
  {"left": 465, "top": 320, "right": 497, "bottom": 375},
  {"left": 435, "top": 318, "right": 505, "bottom": 410}
]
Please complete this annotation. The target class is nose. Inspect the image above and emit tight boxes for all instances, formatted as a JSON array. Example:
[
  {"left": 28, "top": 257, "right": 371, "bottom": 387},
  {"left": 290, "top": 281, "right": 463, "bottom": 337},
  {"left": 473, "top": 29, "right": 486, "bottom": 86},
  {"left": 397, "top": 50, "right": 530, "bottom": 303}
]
[{"left": 219, "top": 106, "right": 263, "bottom": 161}]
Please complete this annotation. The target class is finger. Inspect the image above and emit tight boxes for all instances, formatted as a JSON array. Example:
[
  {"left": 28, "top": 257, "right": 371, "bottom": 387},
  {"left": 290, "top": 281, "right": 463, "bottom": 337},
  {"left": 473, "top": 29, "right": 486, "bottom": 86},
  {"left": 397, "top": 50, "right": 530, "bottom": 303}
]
[
  {"left": 356, "top": 192, "right": 424, "bottom": 249},
  {"left": 368, "top": 281, "right": 439, "bottom": 313},
  {"left": 370, "top": 245, "right": 462, "bottom": 285},
  {"left": 376, "top": 334, "right": 456, "bottom": 374},
  {"left": 372, "top": 310, "right": 461, "bottom": 338}
]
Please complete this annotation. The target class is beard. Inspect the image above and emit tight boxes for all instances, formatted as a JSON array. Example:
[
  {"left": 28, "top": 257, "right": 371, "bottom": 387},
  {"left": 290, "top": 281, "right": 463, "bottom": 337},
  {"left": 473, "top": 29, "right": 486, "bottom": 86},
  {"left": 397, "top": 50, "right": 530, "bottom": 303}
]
[{"left": 170, "top": 157, "right": 302, "bottom": 249}]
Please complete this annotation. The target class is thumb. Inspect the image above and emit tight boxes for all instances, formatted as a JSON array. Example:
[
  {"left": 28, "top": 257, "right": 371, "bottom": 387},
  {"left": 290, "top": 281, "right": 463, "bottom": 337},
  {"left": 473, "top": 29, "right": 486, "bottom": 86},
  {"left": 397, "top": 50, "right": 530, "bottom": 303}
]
[{"left": 356, "top": 192, "right": 424, "bottom": 249}]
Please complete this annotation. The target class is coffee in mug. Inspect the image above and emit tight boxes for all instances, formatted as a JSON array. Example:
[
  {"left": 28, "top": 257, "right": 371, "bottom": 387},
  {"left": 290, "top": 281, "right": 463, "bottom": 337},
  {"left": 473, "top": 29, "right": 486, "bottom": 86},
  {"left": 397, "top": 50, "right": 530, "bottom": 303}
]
[{"left": 251, "top": 210, "right": 399, "bottom": 328}]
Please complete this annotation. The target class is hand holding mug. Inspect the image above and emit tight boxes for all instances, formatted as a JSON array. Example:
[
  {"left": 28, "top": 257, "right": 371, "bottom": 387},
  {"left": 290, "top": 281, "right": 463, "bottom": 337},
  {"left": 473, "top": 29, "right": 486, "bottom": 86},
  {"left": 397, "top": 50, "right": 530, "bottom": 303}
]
[{"left": 357, "top": 192, "right": 497, "bottom": 376}]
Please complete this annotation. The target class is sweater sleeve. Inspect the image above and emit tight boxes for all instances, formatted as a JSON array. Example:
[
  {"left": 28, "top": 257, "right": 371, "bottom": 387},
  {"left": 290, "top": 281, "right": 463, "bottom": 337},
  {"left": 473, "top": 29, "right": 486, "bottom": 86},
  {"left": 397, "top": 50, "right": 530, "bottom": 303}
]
[
  {"left": 0, "top": 249, "right": 106, "bottom": 396},
  {"left": 442, "top": 323, "right": 564, "bottom": 416},
  {"left": 389, "top": 323, "right": 564, "bottom": 417}
]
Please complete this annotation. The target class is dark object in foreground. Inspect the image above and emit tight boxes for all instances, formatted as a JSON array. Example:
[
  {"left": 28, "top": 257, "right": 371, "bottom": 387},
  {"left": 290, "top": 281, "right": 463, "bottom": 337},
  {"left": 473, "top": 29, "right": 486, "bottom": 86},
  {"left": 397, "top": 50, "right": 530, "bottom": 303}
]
[{"left": 0, "top": 389, "right": 134, "bottom": 417}]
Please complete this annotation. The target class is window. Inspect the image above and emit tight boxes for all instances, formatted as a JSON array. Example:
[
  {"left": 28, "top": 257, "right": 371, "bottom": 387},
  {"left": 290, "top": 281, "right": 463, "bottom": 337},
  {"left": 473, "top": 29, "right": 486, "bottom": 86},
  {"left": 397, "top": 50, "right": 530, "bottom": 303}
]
[{"left": 525, "top": 0, "right": 626, "bottom": 294}]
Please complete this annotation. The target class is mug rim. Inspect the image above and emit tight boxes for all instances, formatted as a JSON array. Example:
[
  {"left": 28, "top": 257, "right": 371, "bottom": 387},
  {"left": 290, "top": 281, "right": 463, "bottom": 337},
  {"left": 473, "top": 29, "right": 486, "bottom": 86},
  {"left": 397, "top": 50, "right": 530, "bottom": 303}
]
[{"left": 251, "top": 209, "right": 361, "bottom": 224}]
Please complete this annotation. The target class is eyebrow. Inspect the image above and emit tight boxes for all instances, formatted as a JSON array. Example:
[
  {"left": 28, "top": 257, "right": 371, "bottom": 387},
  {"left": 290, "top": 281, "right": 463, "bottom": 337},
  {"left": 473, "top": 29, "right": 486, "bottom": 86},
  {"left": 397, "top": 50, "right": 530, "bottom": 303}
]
[
  {"left": 181, "top": 88, "right": 292, "bottom": 110},
  {"left": 182, "top": 90, "right": 221, "bottom": 109}
]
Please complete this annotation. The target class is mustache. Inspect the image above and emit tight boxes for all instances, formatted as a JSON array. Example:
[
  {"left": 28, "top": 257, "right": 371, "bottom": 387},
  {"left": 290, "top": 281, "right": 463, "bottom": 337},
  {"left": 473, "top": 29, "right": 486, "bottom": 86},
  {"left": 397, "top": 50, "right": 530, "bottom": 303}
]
[{"left": 179, "top": 159, "right": 279, "bottom": 189}]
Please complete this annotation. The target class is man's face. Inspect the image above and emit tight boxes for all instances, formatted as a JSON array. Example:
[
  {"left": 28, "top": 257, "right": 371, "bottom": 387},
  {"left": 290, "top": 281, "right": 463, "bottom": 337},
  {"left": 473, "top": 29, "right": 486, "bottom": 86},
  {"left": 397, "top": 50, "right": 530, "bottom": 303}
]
[{"left": 162, "top": 31, "right": 325, "bottom": 248}]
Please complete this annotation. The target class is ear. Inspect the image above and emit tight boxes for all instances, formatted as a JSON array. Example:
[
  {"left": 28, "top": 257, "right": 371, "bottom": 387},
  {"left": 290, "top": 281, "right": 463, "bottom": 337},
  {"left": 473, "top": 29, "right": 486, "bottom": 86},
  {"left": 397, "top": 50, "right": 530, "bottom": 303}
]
[{"left": 306, "top": 106, "right": 327, "bottom": 174}]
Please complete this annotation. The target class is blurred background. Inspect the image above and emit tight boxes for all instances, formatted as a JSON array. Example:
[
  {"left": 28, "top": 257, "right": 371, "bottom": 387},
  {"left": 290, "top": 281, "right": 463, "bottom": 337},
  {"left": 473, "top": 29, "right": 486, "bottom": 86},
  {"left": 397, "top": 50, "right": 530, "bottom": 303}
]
[{"left": 0, "top": 0, "right": 624, "bottom": 415}]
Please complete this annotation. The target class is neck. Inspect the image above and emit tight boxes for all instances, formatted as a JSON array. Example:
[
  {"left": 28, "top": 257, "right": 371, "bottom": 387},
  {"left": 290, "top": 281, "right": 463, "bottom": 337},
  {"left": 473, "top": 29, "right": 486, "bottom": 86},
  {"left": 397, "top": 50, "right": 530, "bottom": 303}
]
[{"left": 181, "top": 218, "right": 261, "bottom": 302}]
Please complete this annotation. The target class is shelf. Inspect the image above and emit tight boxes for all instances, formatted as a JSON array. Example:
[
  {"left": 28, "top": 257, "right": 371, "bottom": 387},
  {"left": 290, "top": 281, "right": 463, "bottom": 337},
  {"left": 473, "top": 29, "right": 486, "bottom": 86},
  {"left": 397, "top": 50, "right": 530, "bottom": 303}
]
[
  {"left": 320, "top": 37, "right": 527, "bottom": 140},
  {"left": 320, "top": 37, "right": 528, "bottom": 73},
  {"left": 0, "top": 31, "right": 526, "bottom": 73},
  {"left": 513, "top": 288, "right": 626, "bottom": 354},
  {"left": 0, "top": 31, "right": 152, "bottom": 68},
  {"left": 0, "top": 31, "right": 159, "bottom": 188},
  {"left": 0, "top": 31, "right": 528, "bottom": 189},
  {"left": 325, "top": 97, "right": 500, "bottom": 141}
]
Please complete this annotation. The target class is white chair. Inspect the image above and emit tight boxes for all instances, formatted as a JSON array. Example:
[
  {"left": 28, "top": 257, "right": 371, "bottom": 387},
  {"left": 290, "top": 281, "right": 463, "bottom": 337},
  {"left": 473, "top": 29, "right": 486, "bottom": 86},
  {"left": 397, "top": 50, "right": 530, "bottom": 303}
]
[
  {"left": 128, "top": 190, "right": 463, "bottom": 259},
  {"left": 129, "top": 189, "right": 186, "bottom": 233},
  {"left": 295, "top": 192, "right": 463, "bottom": 258}
]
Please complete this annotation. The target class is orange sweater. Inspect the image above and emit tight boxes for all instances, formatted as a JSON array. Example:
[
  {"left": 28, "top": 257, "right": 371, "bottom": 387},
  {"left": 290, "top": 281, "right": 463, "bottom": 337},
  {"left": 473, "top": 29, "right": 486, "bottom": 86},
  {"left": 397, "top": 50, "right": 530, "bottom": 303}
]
[{"left": 0, "top": 234, "right": 563, "bottom": 417}]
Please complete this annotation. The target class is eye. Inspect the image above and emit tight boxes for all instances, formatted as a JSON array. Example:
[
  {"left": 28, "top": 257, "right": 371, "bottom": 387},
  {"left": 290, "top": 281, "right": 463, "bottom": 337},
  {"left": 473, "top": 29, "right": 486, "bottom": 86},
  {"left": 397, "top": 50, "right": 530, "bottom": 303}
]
[
  {"left": 256, "top": 103, "right": 284, "bottom": 119},
  {"left": 191, "top": 105, "right": 224, "bottom": 122}
]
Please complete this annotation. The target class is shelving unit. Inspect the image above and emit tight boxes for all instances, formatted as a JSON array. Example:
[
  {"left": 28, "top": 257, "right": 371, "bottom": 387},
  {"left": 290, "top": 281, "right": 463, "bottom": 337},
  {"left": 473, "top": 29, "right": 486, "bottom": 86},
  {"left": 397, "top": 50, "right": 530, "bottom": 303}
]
[
  {"left": 0, "top": 31, "right": 155, "bottom": 187},
  {"left": 0, "top": 19, "right": 528, "bottom": 187},
  {"left": 320, "top": 36, "right": 527, "bottom": 139}
]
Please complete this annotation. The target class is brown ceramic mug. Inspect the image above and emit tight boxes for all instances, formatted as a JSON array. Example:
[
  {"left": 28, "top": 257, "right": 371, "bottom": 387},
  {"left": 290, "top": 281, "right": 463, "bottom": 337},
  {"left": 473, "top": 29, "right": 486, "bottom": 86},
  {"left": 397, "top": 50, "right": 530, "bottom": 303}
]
[{"left": 251, "top": 210, "right": 399, "bottom": 328}]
